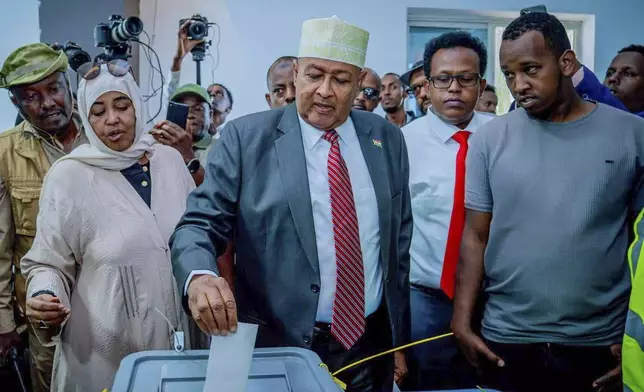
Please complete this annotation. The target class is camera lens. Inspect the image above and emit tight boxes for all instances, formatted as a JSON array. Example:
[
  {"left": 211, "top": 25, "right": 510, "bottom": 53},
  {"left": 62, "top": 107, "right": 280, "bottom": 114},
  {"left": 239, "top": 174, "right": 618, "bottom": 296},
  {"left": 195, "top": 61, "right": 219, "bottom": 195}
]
[
  {"left": 112, "top": 16, "right": 143, "bottom": 43},
  {"left": 67, "top": 49, "right": 92, "bottom": 72},
  {"left": 124, "top": 17, "right": 143, "bottom": 35},
  {"left": 189, "top": 21, "right": 208, "bottom": 40},
  {"left": 193, "top": 24, "right": 204, "bottom": 35}
]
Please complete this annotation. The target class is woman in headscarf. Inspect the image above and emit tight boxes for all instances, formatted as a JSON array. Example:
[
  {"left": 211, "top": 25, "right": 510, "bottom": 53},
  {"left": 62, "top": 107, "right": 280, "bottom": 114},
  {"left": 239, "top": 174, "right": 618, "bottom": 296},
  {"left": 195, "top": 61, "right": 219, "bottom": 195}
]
[{"left": 20, "top": 61, "right": 196, "bottom": 391}]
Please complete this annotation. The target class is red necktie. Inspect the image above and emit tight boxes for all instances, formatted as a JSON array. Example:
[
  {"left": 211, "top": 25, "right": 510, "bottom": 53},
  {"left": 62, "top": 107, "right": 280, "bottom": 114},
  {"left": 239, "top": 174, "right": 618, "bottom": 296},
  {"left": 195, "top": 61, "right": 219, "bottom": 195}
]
[
  {"left": 323, "top": 130, "right": 365, "bottom": 350},
  {"left": 440, "top": 130, "right": 471, "bottom": 299}
]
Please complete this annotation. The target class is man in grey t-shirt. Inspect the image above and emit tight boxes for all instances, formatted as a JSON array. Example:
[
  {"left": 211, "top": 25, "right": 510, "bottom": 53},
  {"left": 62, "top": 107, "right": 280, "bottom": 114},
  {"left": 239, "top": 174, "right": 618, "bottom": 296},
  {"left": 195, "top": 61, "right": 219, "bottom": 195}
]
[{"left": 452, "top": 12, "right": 644, "bottom": 392}]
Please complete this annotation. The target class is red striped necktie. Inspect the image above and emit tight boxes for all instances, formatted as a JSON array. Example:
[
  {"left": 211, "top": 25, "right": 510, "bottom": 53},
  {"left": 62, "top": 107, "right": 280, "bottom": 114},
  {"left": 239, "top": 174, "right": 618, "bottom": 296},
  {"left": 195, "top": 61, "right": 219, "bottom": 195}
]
[
  {"left": 323, "top": 129, "right": 365, "bottom": 350},
  {"left": 440, "top": 130, "right": 471, "bottom": 299}
]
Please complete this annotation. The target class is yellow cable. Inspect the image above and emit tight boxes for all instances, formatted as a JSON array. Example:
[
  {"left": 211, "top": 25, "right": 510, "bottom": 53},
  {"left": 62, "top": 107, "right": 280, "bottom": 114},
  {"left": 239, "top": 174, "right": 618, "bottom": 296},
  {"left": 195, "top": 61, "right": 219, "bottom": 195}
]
[
  {"left": 326, "top": 332, "right": 488, "bottom": 391},
  {"left": 331, "top": 332, "right": 454, "bottom": 376}
]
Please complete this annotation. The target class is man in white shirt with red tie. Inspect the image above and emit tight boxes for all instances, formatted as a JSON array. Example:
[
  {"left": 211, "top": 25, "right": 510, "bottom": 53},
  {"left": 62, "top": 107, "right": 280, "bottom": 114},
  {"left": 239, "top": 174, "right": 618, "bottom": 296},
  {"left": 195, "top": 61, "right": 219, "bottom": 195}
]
[{"left": 401, "top": 31, "right": 493, "bottom": 390}]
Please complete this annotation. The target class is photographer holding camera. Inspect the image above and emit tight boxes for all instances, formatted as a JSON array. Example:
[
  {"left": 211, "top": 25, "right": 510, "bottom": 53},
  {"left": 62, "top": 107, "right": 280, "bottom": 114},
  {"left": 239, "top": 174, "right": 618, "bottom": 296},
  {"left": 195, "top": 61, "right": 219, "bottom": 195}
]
[
  {"left": 165, "top": 18, "right": 233, "bottom": 139},
  {"left": 167, "top": 20, "right": 204, "bottom": 93}
]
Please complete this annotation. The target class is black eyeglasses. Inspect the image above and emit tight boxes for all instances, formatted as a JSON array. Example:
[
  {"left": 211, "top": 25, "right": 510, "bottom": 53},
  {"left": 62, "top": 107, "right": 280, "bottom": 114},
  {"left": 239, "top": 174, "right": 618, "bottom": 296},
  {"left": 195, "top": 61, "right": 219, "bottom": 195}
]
[
  {"left": 361, "top": 87, "right": 380, "bottom": 100},
  {"left": 77, "top": 59, "right": 132, "bottom": 81},
  {"left": 428, "top": 73, "right": 480, "bottom": 89},
  {"left": 409, "top": 82, "right": 426, "bottom": 97}
]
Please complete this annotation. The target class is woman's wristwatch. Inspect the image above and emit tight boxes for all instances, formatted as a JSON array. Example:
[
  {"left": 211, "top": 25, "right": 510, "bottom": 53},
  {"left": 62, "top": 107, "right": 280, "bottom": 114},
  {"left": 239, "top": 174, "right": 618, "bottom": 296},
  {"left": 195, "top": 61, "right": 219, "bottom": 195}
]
[
  {"left": 186, "top": 158, "right": 200, "bottom": 173},
  {"left": 30, "top": 290, "right": 58, "bottom": 329},
  {"left": 31, "top": 290, "right": 55, "bottom": 298}
]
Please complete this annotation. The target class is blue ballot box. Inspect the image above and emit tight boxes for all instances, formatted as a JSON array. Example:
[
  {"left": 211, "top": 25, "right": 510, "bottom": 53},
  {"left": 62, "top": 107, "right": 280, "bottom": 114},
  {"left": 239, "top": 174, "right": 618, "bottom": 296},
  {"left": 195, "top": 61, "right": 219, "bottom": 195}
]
[{"left": 111, "top": 347, "right": 342, "bottom": 392}]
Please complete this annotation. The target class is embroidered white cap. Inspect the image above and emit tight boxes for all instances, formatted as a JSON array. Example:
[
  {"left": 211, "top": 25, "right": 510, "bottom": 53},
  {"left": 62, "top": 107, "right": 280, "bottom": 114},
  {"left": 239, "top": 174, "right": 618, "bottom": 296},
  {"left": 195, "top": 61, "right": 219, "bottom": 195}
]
[{"left": 298, "top": 15, "right": 369, "bottom": 69}]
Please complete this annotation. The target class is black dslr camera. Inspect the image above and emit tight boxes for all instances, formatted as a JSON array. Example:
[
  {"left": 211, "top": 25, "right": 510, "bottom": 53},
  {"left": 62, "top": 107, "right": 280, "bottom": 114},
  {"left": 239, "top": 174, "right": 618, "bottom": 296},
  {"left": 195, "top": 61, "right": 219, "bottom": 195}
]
[
  {"left": 94, "top": 15, "right": 144, "bottom": 60},
  {"left": 50, "top": 41, "right": 91, "bottom": 72},
  {"left": 179, "top": 14, "right": 212, "bottom": 61},
  {"left": 180, "top": 14, "right": 210, "bottom": 41}
]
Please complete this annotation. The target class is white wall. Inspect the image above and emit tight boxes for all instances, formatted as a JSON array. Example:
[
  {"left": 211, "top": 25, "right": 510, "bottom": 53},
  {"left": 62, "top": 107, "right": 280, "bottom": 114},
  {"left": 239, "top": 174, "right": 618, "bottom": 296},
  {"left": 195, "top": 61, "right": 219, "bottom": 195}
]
[{"left": 0, "top": 1, "right": 41, "bottom": 131}]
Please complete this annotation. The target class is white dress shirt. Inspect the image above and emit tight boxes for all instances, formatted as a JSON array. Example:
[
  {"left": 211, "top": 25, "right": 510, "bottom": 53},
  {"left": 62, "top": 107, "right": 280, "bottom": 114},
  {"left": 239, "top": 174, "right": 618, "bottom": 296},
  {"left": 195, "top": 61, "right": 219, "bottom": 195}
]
[
  {"left": 299, "top": 116, "right": 383, "bottom": 323},
  {"left": 402, "top": 110, "right": 493, "bottom": 289}
]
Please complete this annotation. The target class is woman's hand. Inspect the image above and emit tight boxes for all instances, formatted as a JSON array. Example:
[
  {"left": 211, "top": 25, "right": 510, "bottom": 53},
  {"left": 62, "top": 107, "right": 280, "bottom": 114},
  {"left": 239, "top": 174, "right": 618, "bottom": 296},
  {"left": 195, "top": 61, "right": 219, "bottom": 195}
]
[{"left": 26, "top": 294, "right": 70, "bottom": 328}]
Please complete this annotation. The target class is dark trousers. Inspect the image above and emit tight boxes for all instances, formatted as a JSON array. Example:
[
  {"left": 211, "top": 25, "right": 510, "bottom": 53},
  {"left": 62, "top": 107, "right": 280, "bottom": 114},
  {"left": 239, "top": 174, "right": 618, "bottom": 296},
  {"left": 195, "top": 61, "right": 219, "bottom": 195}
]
[
  {"left": 0, "top": 329, "right": 31, "bottom": 392},
  {"left": 404, "top": 284, "right": 477, "bottom": 390},
  {"left": 482, "top": 340, "right": 621, "bottom": 392},
  {"left": 311, "top": 307, "right": 394, "bottom": 392}
]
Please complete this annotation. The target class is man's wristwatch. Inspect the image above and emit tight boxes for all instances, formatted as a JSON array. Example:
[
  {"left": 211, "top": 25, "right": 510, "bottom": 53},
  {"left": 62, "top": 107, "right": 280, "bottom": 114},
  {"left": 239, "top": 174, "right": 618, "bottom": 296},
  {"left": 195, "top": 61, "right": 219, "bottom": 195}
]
[{"left": 186, "top": 158, "right": 200, "bottom": 173}]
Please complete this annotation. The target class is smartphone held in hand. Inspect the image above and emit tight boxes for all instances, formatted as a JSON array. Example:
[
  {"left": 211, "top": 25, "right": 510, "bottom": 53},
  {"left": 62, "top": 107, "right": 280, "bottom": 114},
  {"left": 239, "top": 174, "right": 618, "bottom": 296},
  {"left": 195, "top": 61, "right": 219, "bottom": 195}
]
[{"left": 166, "top": 101, "right": 190, "bottom": 129}]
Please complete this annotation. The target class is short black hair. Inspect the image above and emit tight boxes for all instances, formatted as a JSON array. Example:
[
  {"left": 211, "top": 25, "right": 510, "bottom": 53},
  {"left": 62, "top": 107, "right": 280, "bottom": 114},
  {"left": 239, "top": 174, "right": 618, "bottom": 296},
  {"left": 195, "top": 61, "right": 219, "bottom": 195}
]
[
  {"left": 266, "top": 56, "right": 296, "bottom": 89},
  {"left": 484, "top": 84, "right": 496, "bottom": 93},
  {"left": 502, "top": 12, "right": 571, "bottom": 59},
  {"left": 209, "top": 83, "right": 233, "bottom": 108},
  {"left": 382, "top": 73, "right": 403, "bottom": 87},
  {"left": 618, "top": 44, "right": 644, "bottom": 57},
  {"left": 423, "top": 31, "right": 488, "bottom": 79}
]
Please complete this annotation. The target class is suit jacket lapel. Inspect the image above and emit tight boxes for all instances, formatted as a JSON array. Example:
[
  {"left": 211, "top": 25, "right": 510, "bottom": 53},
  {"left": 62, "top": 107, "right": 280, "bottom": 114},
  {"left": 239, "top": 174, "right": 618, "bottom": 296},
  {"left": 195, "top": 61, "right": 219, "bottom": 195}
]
[
  {"left": 352, "top": 112, "right": 392, "bottom": 280},
  {"left": 275, "top": 105, "right": 320, "bottom": 276}
]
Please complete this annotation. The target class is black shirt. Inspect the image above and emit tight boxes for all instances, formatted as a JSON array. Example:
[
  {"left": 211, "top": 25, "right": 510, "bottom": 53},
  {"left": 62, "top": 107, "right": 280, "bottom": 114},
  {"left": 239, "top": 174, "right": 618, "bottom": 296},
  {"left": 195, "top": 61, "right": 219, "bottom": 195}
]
[{"left": 120, "top": 162, "right": 151, "bottom": 208}]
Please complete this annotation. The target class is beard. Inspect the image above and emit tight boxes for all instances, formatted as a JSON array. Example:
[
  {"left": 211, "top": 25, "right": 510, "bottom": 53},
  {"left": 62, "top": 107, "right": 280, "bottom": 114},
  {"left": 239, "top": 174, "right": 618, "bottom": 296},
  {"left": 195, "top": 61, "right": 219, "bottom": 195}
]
[{"left": 383, "top": 104, "right": 401, "bottom": 114}]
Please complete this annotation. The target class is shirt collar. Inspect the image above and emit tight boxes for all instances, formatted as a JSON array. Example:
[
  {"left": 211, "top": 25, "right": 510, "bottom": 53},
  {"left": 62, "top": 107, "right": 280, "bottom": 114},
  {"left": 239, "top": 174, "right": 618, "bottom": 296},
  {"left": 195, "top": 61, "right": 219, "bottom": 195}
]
[
  {"left": 298, "top": 114, "right": 356, "bottom": 150},
  {"left": 426, "top": 109, "right": 489, "bottom": 144},
  {"left": 193, "top": 133, "right": 213, "bottom": 149},
  {"left": 386, "top": 110, "right": 416, "bottom": 126}
]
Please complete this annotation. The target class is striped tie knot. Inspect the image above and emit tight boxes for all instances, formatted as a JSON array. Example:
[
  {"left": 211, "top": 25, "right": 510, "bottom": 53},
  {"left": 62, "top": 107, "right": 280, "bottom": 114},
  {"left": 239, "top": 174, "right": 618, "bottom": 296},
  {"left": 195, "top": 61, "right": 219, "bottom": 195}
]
[{"left": 323, "top": 129, "right": 339, "bottom": 145}]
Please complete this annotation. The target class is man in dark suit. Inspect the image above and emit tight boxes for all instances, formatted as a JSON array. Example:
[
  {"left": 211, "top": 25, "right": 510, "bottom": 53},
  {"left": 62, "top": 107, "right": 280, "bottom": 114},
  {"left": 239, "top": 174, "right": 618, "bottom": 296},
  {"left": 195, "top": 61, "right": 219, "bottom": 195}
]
[{"left": 170, "top": 15, "right": 412, "bottom": 392}]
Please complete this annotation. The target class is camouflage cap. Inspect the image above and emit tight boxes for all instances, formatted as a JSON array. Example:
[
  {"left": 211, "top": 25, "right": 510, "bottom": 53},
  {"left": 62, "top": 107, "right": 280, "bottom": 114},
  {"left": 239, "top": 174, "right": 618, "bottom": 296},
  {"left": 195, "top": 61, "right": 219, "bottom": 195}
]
[
  {"left": 170, "top": 83, "right": 211, "bottom": 106},
  {"left": 0, "top": 43, "right": 68, "bottom": 89}
]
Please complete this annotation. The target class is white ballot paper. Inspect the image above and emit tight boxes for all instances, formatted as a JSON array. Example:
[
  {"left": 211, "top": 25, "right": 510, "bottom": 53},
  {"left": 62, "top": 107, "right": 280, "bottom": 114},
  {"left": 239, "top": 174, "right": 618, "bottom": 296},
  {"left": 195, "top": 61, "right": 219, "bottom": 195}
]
[{"left": 203, "top": 322, "right": 259, "bottom": 392}]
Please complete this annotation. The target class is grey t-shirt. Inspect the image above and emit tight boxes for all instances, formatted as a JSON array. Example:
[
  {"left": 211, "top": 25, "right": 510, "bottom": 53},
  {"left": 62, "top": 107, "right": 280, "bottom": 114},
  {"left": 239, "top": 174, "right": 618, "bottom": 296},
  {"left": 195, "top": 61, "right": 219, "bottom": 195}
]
[{"left": 466, "top": 103, "right": 644, "bottom": 345}]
